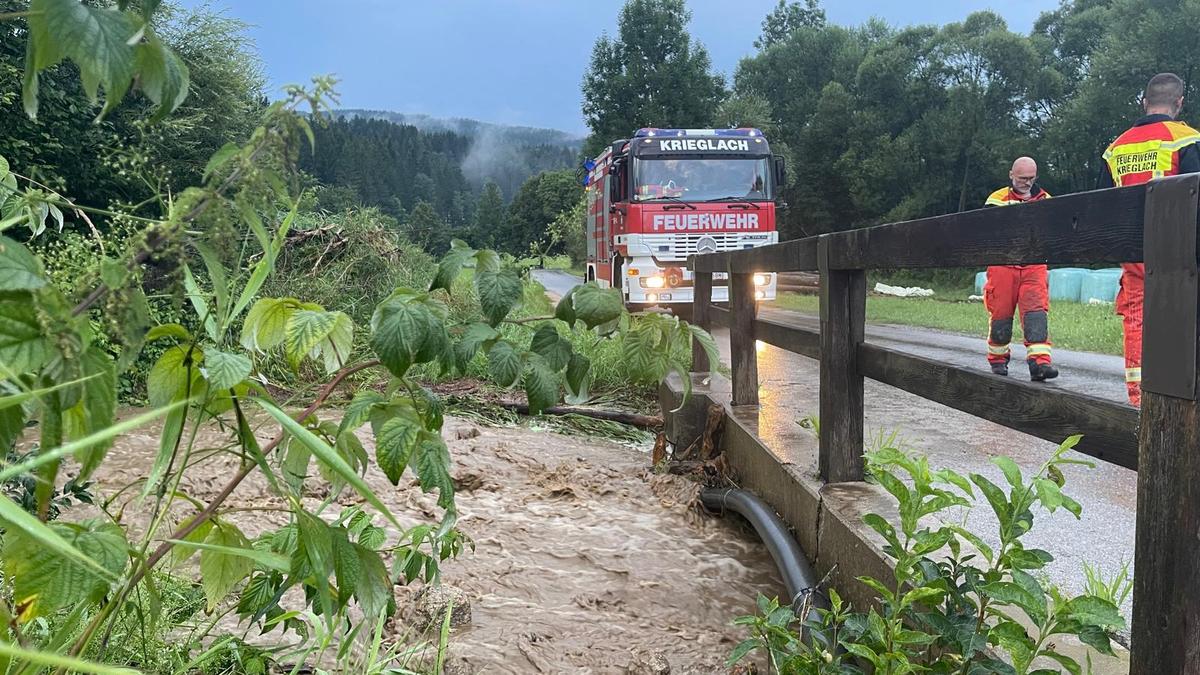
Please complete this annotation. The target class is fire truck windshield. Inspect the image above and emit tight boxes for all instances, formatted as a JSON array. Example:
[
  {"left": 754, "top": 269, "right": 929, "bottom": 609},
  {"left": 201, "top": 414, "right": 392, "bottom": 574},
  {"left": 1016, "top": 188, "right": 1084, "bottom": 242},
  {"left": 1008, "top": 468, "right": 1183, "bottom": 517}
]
[{"left": 632, "top": 157, "right": 772, "bottom": 202}]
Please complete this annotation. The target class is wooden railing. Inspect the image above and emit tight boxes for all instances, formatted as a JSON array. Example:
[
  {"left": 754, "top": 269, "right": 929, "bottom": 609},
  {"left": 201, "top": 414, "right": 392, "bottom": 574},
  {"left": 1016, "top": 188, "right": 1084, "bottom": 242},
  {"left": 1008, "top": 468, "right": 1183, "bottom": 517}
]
[{"left": 686, "top": 174, "right": 1200, "bottom": 674}]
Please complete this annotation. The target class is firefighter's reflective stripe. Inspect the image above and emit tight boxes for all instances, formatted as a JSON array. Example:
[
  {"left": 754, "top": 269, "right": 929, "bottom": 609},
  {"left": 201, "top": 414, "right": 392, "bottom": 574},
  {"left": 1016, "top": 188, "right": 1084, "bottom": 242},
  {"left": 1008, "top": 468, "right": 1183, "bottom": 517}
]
[
  {"left": 1026, "top": 344, "right": 1052, "bottom": 358},
  {"left": 985, "top": 196, "right": 1009, "bottom": 206},
  {"left": 1103, "top": 122, "right": 1200, "bottom": 185},
  {"left": 987, "top": 343, "right": 1011, "bottom": 355},
  {"left": 1125, "top": 367, "right": 1142, "bottom": 383},
  {"left": 1103, "top": 139, "right": 1177, "bottom": 179}
]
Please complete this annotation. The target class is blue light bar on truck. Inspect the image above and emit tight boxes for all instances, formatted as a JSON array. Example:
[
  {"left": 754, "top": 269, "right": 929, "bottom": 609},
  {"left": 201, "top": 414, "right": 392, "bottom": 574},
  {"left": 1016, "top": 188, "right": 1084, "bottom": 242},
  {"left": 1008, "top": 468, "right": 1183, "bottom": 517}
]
[{"left": 633, "top": 128, "right": 763, "bottom": 138}]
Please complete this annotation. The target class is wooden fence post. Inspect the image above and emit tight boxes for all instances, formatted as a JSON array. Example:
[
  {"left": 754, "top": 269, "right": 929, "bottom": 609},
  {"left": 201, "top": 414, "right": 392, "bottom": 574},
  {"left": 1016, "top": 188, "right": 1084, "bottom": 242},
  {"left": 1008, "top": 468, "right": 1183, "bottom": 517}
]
[
  {"left": 692, "top": 271, "right": 712, "bottom": 373},
  {"left": 729, "top": 271, "right": 759, "bottom": 406},
  {"left": 1131, "top": 173, "right": 1200, "bottom": 674},
  {"left": 818, "top": 235, "right": 866, "bottom": 483}
]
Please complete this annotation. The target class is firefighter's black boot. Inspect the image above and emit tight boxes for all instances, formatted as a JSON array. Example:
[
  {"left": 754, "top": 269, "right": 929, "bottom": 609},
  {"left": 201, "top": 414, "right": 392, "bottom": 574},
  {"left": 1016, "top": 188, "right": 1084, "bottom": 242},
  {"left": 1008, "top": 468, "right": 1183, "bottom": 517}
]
[
  {"left": 1028, "top": 360, "right": 1058, "bottom": 382},
  {"left": 990, "top": 362, "right": 1008, "bottom": 376}
]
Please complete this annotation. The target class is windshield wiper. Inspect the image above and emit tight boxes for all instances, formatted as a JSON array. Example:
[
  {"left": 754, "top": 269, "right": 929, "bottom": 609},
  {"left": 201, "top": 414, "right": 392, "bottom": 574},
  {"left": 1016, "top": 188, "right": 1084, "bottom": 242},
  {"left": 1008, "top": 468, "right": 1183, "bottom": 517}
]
[
  {"left": 649, "top": 195, "right": 697, "bottom": 210},
  {"left": 704, "top": 196, "right": 762, "bottom": 209}
]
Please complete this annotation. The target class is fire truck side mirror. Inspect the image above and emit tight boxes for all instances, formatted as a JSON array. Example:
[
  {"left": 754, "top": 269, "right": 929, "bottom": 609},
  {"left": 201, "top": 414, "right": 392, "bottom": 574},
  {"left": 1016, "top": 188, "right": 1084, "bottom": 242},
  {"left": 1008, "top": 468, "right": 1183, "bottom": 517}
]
[{"left": 773, "top": 155, "right": 786, "bottom": 187}]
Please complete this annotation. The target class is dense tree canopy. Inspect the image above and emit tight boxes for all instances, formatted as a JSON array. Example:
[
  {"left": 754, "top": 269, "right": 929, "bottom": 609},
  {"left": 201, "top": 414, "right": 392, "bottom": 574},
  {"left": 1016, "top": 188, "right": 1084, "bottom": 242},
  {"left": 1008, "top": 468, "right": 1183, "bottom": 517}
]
[
  {"left": 580, "top": 0, "right": 727, "bottom": 158},
  {"left": 721, "top": 0, "right": 1200, "bottom": 239},
  {"left": 500, "top": 170, "right": 583, "bottom": 255}
]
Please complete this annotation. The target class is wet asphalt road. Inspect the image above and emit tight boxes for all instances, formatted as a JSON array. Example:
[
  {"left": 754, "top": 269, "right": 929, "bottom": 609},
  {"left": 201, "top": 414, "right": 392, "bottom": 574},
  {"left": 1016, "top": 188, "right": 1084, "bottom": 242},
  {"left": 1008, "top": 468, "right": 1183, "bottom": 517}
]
[{"left": 532, "top": 269, "right": 1137, "bottom": 632}]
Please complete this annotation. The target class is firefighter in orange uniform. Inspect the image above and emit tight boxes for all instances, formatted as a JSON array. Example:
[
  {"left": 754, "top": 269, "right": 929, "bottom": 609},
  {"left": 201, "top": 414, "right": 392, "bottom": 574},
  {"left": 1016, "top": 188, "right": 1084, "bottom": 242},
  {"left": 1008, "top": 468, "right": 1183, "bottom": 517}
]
[
  {"left": 983, "top": 157, "right": 1058, "bottom": 381},
  {"left": 1100, "top": 72, "right": 1200, "bottom": 407}
]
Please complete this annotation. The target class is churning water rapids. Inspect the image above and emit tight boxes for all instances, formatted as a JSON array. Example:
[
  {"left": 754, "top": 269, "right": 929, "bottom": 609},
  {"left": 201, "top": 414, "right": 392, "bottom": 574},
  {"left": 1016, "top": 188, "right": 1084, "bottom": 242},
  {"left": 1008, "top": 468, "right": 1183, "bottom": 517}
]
[{"left": 84, "top": 412, "right": 785, "bottom": 673}]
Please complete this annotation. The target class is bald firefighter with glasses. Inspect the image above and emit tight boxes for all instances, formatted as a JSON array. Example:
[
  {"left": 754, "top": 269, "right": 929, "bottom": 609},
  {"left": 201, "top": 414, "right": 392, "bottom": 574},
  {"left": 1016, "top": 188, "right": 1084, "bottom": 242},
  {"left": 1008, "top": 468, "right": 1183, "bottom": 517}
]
[{"left": 982, "top": 157, "right": 1058, "bottom": 382}]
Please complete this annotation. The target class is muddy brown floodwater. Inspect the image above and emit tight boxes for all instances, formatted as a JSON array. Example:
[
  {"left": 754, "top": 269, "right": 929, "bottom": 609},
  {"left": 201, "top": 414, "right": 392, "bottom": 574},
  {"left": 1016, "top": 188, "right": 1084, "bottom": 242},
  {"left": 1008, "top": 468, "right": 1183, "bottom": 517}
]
[{"left": 81, "top": 412, "right": 785, "bottom": 674}]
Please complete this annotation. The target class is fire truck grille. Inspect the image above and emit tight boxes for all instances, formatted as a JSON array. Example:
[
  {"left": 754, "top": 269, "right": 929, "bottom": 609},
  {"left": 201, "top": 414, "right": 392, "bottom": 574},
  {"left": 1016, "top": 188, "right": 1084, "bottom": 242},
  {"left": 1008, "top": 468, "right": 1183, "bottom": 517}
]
[{"left": 639, "top": 233, "right": 744, "bottom": 260}]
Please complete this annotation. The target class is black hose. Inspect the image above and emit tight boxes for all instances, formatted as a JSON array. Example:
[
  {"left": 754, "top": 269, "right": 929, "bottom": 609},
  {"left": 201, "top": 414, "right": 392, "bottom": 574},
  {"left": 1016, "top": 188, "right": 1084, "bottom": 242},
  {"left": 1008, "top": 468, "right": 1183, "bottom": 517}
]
[{"left": 701, "top": 487, "right": 822, "bottom": 619}]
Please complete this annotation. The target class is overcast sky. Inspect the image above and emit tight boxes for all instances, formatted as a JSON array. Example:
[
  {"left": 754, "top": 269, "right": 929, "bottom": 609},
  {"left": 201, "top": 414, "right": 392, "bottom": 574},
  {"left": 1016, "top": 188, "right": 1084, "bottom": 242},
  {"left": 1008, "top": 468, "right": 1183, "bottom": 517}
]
[{"left": 181, "top": 1, "right": 1060, "bottom": 134}]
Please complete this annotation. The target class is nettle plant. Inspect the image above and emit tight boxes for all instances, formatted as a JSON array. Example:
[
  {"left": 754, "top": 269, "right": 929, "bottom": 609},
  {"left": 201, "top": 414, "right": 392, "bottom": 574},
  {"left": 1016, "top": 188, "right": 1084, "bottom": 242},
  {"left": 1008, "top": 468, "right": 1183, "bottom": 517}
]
[
  {"left": 732, "top": 436, "right": 1125, "bottom": 675},
  {"left": 0, "top": 2, "right": 717, "bottom": 672}
]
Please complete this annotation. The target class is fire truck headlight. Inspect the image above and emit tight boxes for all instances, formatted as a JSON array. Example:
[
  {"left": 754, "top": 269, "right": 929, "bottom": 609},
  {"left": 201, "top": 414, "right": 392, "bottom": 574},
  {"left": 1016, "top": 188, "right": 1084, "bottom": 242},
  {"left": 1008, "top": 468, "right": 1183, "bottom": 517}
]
[
  {"left": 646, "top": 293, "right": 658, "bottom": 303},
  {"left": 753, "top": 274, "right": 769, "bottom": 286},
  {"left": 641, "top": 275, "right": 666, "bottom": 289}
]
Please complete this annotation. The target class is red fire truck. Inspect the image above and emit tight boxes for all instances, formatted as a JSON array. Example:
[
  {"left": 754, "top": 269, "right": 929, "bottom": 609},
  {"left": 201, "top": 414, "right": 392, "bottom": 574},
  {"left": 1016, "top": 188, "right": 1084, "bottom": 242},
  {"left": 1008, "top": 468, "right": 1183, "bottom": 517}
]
[{"left": 583, "top": 128, "right": 784, "bottom": 317}]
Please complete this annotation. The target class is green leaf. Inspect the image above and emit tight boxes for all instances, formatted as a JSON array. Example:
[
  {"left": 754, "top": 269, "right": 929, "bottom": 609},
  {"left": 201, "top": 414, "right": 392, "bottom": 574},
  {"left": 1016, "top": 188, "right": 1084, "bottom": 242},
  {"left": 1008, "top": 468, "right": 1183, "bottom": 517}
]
[
  {"left": 167, "top": 537, "right": 289, "bottom": 573},
  {"left": 571, "top": 283, "right": 624, "bottom": 329},
  {"left": 981, "top": 581, "right": 1044, "bottom": 620},
  {"left": 339, "top": 391, "right": 386, "bottom": 436},
  {"left": 991, "top": 620, "right": 1035, "bottom": 671},
  {"left": 146, "top": 323, "right": 191, "bottom": 343},
  {"left": 354, "top": 544, "right": 390, "bottom": 619},
  {"left": 687, "top": 323, "right": 720, "bottom": 370},
  {"left": 134, "top": 32, "right": 190, "bottom": 122},
  {"left": 564, "top": 352, "right": 591, "bottom": 405},
  {"left": 454, "top": 322, "right": 499, "bottom": 372},
  {"left": 27, "top": 0, "right": 140, "bottom": 118},
  {"left": 63, "top": 346, "right": 116, "bottom": 480},
  {"left": 257, "top": 399, "right": 404, "bottom": 530},
  {"left": 332, "top": 530, "right": 360, "bottom": 605},
  {"left": 475, "top": 266, "right": 523, "bottom": 326},
  {"left": 318, "top": 311, "right": 354, "bottom": 374},
  {"left": 524, "top": 356, "right": 560, "bottom": 415},
  {"left": 900, "top": 586, "right": 946, "bottom": 608},
  {"left": 487, "top": 340, "right": 522, "bottom": 387},
  {"left": 147, "top": 345, "right": 203, "bottom": 407},
  {"left": 231, "top": 202, "right": 298, "bottom": 322},
  {"left": 529, "top": 323, "right": 571, "bottom": 372},
  {"left": 199, "top": 520, "right": 254, "bottom": 610},
  {"left": 474, "top": 249, "right": 501, "bottom": 273},
  {"left": 203, "top": 142, "right": 240, "bottom": 180},
  {"left": 286, "top": 309, "right": 337, "bottom": 371},
  {"left": 1032, "top": 477, "right": 1064, "bottom": 512},
  {"left": 0, "top": 293, "right": 50, "bottom": 375},
  {"left": 370, "top": 404, "right": 422, "bottom": 485},
  {"left": 144, "top": 401, "right": 186, "bottom": 499},
  {"left": 1075, "top": 623, "right": 1116, "bottom": 656},
  {"left": 1011, "top": 568, "right": 1048, "bottom": 624},
  {"left": 414, "top": 430, "right": 454, "bottom": 509},
  {"left": 202, "top": 349, "right": 251, "bottom": 391},
  {"left": 554, "top": 286, "right": 577, "bottom": 325},
  {"left": 1063, "top": 595, "right": 1124, "bottom": 630},
  {"left": 4, "top": 518, "right": 126, "bottom": 620},
  {"left": 1040, "top": 651, "right": 1082, "bottom": 675},
  {"left": 241, "top": 297, "right": 303, "bottom": 353},
  {"left": 0, "top": 642, "right": 139, "bottom": 675},
  {"left": 992, "top": 456, "right": 1024, "bottom": 490},
  {"left": 295, "top": 510, "right": 335, "bottom": 620},
  {"left": 0, "top": 236, "right": 47, "bottom": 290},
  {"left": 970, "top": 473, "right": 1011, "bottom": 524},
  {"left": 726, "top": 638, "right": 758, "bottom": 666},
  {"left": 370, "top": 290, "right": 445, "bottom": 378},
  {"left": 429, "top": 239, "right": 475, "bottom": 293},
  {"left": 1060, "top": 492, "right": 1083, "bottom": 519}
]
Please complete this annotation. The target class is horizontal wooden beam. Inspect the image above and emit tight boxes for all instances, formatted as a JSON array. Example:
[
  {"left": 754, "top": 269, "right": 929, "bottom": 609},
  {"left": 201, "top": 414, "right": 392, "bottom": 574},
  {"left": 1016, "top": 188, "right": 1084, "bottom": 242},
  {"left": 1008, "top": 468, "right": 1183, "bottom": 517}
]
[
  {"left": 689, "top": 237, "right": 819, "bottom": 273},
  {"left": 688, "top": 184, "right": 1155, "bottom": 273},
  {"left": 829, "top": 184, "right": 1148, "bottom": 270},
  {"left": 755, "top": 316, "right": 820, "bottom": 359},
  {"left": 858, "top": 343, "right": 1139, "bottom": 470}
]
